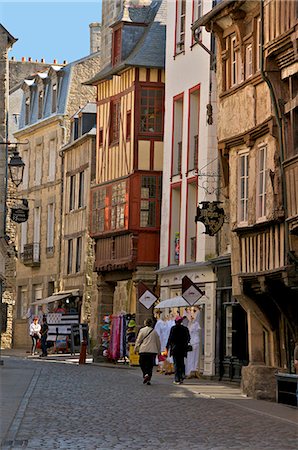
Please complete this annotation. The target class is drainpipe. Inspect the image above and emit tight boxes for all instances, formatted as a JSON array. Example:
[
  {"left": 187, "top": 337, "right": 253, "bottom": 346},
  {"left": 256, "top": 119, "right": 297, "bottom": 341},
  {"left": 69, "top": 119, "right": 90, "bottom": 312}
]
[
  {"left": 58, "top": 120, "right": 67, "bottom": 292},
  {"left": 259, "top": 0, "right": 296, "bottom": 265}
]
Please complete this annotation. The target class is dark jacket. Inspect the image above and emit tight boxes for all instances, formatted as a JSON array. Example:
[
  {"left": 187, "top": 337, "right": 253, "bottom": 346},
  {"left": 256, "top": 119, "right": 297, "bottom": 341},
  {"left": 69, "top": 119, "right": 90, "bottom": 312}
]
[{"left": 166, "top": 323, "right": 190, "bottom": 357}]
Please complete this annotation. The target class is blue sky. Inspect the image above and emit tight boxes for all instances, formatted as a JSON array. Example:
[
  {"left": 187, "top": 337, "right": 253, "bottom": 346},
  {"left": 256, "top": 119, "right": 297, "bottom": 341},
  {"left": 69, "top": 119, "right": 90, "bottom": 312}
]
[{"left": 0, "top": 1, "right": 102, "bottom": 64}]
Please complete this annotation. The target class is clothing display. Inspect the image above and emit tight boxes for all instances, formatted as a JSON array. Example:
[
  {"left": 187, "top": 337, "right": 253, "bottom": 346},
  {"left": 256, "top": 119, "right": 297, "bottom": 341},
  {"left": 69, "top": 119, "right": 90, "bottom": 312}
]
[
  {"left": 185, "top": 317, "right": 200, "bottom": 376},
  {"left": 103, "top": 313, "right": 136, "bottom": 361}
]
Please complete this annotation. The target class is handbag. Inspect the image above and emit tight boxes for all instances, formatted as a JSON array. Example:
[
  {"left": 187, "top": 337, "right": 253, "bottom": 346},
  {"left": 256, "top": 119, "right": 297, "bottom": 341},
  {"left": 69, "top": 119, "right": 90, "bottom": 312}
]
[{"left": 187, "top": 344, "right": 193, "bottom": 352}]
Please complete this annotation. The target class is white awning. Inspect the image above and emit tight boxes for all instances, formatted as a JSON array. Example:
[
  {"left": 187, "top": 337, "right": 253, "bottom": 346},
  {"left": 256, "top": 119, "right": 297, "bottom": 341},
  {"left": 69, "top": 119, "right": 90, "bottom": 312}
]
[
  {"left": 31, "top": 290, "right": 80, "bottom": 306},
  {"left": 154, "top": 295, "right": 205, "bottom": 309}
]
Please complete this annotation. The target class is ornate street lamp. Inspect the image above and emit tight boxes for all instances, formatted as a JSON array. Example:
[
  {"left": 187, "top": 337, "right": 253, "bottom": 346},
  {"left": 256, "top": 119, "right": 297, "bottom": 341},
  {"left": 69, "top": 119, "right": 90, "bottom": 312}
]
[{"left": 8, "top": 146, "right": 25, "bottom": 187}]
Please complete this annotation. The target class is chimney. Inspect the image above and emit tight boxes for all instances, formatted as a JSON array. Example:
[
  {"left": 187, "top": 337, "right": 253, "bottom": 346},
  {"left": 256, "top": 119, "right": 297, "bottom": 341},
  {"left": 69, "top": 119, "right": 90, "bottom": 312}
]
[
  {"left": 89, "top": 22, "right": 101, "bottom": 54},
  {"left": 22, "top": 56, "right": 26, "bottom": 62},
  {"left": 63, "top": 60, "right": 68, "bottom": 65},
  {"left": 28, "top": 57, "right": 32, "bottom": 62},
  {"left": 53, "top": 59, "right": 57, "bottom": 64},
  {"left": 41, "top": 58, "right": 45, "bottom": 63}
]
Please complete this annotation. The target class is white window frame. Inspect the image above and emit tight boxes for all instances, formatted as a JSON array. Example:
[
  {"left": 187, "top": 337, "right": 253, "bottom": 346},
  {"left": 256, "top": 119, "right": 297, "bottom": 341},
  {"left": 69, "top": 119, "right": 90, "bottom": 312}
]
[
  {"left": 245, "top": 44, "right": 253, "bottom": 79},
  {"left": 48, "top": 140, "right": 56, "bottom": 182},
  {"left": 176, "top": 0, "right": 186, "bottom": 53},
  {"left": 47, "top": 203, "right": 55, "bottom": 250},
  {"left": 256, "top": 145, "right": 267, "bottom": 220},
  {"left": 238, "top": 151, "right": 249, "bottom": 224},
  {"left": 34, "top": 148, "right": 42, "bottom": 186},
  {"left": 231, "top": 35, "right": 237, "bottom": 87}
]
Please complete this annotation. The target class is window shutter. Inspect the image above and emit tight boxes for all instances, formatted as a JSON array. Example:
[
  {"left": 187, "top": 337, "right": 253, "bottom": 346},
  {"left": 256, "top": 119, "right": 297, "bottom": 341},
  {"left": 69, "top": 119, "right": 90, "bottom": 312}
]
[{"left": 48, "top": 140, "right": 56, "bottom": 181}]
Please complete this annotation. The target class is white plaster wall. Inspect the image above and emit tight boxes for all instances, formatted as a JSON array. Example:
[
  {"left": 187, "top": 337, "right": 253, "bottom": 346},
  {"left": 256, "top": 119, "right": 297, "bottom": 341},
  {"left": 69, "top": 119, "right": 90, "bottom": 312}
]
[{"left": 160, "top": 0, "right": 217, "bottom": 269}]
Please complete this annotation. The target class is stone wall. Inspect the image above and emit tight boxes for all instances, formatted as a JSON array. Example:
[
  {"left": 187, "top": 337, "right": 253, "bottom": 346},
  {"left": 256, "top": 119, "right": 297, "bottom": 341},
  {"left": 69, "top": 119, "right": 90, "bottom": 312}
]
[{"left": 241, "top": 364, "right": 277, "bottom": 401}]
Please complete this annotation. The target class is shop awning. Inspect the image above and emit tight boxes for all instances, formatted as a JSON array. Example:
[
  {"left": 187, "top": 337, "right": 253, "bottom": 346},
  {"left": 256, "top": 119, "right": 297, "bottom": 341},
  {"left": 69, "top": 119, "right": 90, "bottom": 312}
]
[
  {"left": 154, "top": 295, "right": 205, "bottom": 309},
  {"left": 31, "top": 290, "right": 80, "bottom": 306}
]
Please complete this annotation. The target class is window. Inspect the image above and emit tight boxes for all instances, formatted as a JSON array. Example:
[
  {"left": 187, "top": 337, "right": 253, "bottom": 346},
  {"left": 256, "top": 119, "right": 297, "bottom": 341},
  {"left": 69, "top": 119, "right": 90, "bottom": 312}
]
[
  {"left": 257, "top": 146, "right": 267, "bottom": 219},
  {"left": 111, "top": 181, "right": 126, "bottom": 230},
  {"left": 188, "top": 87, "right": 200, "bottom": 171},
  {"left": 172, "top": 95, "right": 184, "bottom": 175},
  {"left": 67, "top": 239, "right": 73, "bottom": 274},
  {"left": 186, "top": 182, "right": 197, "bottom": 262},
  {"left": 78, "top": 171, "right": 84, "bottom": 208},
  {"left": 140, "top": 176, "right": 160, "bottom": 227},
  {"left": 69, "top": 175, "right": 75, "bottom": 211},
  {"left": 25, "top": 96, "right": 30, "bottom": 125},
  {"left": 110, "top": 100, "right": 120, "bottom": 144},
  {"left": 33, "top": 207, "right": 41, "bottom": 262},
  {"left": 238, "top": 152, "right": 249, "bottom": 223},
  {"left": 256, "top": 17, "right": 261, "bottom": 72},
  {"left": 75, "top": 237, "right": 82, "bottom": 273},
  {"left": 231, "top": 35, "right": 237, "bottom": 86},
  {"left": 170, "top": 185, "right": 181, "bottom": 264},
  {"left": 18, "top": 287, "right": 28, "bottom": 319},
  {"left": 245, "top": 44, "right": 253, "bottom": 79},
  {"left": 34, "top": 147, "right": 42, "bottom": 186},
  {"left": 193, "top": 0, "right": 203, "bottom": 42},
  {"left": 126, "top": 111, "right": 131, "bottom": 140},
  {"left": 47, "top": 203, "right": 55, "bottom": 252},
  {"left": 175, "top": 0, "right": 186, "bottom": 53},
  {"left": 48, "top": 140, "right": 56, "bottom": 182},
  {"left": 92, "top": 188, "right": 106, "bottom": 233},
  {"left": 52, "top": 83, "right": 57, "bottom": 113},
  {"left": 112, "top": 28, "right": 121, "bottom": 66},
  {"left": 140, "top": 88, "right": 164, "bottom": 134},
  {"left": 38, "top": 90, "right": 43, "bottom": 119},
  {"left": 285, "top": 74, "right": 298, "bottom": 159},
  {"left": 20, "top": 221, "right": 27, "bottom": 257}
]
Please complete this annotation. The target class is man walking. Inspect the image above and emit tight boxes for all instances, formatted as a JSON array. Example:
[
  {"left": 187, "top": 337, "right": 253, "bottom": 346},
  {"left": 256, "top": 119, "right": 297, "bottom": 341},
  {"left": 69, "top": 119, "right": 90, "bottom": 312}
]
[
  {"left": 167, "top": 316, "right": 190, "bottom": 384},
  {"left": 40, "top": 316, "right": 49, "bottom": 357}
]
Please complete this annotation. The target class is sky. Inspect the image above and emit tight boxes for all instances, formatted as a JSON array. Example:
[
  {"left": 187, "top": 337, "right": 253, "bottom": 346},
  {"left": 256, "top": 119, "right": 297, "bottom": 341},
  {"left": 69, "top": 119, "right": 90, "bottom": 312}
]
[{"left": 0, "top": 1, "right": 102, "bottom": 64}]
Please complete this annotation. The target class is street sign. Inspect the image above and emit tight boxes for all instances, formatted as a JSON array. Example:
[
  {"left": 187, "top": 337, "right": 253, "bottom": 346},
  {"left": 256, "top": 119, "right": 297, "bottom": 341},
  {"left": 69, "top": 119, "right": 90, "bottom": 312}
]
[
  {"left": 195, "top": 201, "right": 224, "bottom": 236},
  {"left": 138, "top": 281, "right": 158, "bottom": 309},
  {"left": 10, "top": 199, "right": 29, "bottom": 223},
  {"left": 182, "top": 275, "right": 204, "bottom": 306}
]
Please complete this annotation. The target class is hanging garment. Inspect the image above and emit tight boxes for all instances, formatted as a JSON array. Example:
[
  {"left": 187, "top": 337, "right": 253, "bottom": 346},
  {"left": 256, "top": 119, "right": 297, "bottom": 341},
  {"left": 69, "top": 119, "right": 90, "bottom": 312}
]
[
  {"left": 185, "top": 319, "right": 200, "bottom": 376},
  {"left": 154, "top": 319, "right": 168, "bottom": 351}
]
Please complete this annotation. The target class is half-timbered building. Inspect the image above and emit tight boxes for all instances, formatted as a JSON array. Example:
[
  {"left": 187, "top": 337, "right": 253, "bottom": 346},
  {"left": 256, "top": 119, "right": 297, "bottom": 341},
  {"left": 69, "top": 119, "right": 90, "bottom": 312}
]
[
  {"left": 86, "top": 0, "right": 166, "bottom": 338},
  {"left": 193, "top": 0, "right": 298, "bottom": 399}
]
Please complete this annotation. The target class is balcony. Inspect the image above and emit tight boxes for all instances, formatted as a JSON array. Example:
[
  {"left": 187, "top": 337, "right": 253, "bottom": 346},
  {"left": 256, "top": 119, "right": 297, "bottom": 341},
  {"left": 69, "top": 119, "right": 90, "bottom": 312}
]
[
  {"left": 95, "top": 233, "right": 138, "bottom": 271},
  {"left": 238, "top": 223, "right": 286, "bottom": 275},
  {"left": 23, "top": 243, "right": 40, "bottom": 267}
]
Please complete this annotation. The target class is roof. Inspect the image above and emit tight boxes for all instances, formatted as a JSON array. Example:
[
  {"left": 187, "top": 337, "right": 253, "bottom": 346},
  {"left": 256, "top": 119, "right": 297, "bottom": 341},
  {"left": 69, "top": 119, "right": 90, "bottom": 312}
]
[
  {"left": 0, "top": 23, "right": 18, "bottom": 45},
  {"left": 85, "top": 0, "right": 166, "bottom": 85}
]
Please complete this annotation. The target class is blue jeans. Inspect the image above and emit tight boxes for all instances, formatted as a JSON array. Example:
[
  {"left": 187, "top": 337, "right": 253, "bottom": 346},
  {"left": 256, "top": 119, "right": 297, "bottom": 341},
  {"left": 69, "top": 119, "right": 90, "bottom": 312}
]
[{"left": 173, "top": 353, "right": 185, "bottom": 382}]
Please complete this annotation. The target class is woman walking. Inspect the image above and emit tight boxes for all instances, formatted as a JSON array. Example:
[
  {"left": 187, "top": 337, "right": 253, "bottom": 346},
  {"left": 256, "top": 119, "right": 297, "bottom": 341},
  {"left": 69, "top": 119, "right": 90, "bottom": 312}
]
[
  {"left": 29, "top": 316, "right": 41, "bottom": 355},
  {"left": 135, "top": 318, "right": 161, "bottom": 385}
]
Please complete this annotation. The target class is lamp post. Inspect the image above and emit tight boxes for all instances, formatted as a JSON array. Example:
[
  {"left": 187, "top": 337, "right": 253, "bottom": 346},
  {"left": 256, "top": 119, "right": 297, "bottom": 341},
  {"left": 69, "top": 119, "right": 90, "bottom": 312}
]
[{"left": 0, "top": 142, "right": 26, "bottom": 365}]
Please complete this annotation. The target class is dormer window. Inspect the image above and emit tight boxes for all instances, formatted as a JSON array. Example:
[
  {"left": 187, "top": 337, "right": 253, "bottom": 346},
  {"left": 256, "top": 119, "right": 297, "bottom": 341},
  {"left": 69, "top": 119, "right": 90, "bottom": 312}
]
[
  {"left": 38, "top": 90, "right": 43, "bottom": 119},
  {"left": 25, "top": 96, "right": 30, "bottom": 125},
  {"left": 52, "top": 83, "right": 57, "bottom": 113},
  {"left": 112, "top": 27, "right": 122, "bottom": 66}
]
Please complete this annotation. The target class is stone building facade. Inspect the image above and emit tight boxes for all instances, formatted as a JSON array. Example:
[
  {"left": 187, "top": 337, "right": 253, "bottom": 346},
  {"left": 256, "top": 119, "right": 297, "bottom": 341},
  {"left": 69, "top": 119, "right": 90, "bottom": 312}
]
[
  {"left": 193, "top": 0, "right": 298, "bottom": 399},
  {"left": 13, "top": 53, "right": 100, "bottom": 348},
  {"left": 0, "top": 24, "right": 17, "bottom": 349}
]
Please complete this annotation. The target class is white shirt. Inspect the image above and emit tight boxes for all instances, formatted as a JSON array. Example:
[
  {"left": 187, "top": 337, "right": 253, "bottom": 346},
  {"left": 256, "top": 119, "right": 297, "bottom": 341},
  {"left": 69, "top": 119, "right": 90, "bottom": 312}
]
[{"left": 29, "top": 322, "right": 41, "bottom": 336}]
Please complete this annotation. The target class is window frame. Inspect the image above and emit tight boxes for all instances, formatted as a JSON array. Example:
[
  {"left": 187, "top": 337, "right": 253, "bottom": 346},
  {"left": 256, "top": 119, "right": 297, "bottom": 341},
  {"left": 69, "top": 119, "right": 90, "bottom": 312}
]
[
  {"left": 75, "top": 236, "right": 82, "bottom": 273},
  {"left": 109, "top": 99, "right": 121, "bottom": 145},
  {"left": 140, "top": 175, "right": 161, "bottom": 228},
  {"left": 78, "top": 171, "right": 84, "bottom": 208},
  {"left": 139, "top": 87, "right": 164, "bottom": 136},
  {"left": 52, "top": 83, "right": 57, "bottom": 113},
  {"left": 237, "top": 151, "right": 249, "bottom": 224},
  {"left": 171, "top": 93, "right": 184, "bottom": 177},
  {"left": 256, "top": 145, "right": 267, "bottom": 221},
  {"left": 38, "top": 90, "right": 44, "bottom": 119},
  {"left": 111, "top": 181, "right": 126, "bottom": 230},
  {"left": 175, "top": 0, "right": 186, "bottom": 54},
  {"left": 67, "top": 239, "right": 73, "bottom": 275},
  {"left": 46, "top": 203, "right": 55, "bottom": 253},
  {"left": 69, "top": 174, "right": 76, "bottom": 211}
]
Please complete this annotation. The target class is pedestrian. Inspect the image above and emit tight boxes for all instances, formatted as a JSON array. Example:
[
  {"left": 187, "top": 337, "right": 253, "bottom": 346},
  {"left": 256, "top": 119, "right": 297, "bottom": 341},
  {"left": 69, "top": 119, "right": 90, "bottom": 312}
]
[
  {"left": 294, "top": 341, "right": 298, "bottom": 374},
  {"left": 134, "top": 318, "right": 161, "bottom": 385},
  {"left": 166, "top": 316, "right": 190, "bottom": 384},
  {"left": 29, "top": 316, "right": 41, "bottom": 356},
  {"left": 40, "top": 316, "right": 49, "bottom": 357}
]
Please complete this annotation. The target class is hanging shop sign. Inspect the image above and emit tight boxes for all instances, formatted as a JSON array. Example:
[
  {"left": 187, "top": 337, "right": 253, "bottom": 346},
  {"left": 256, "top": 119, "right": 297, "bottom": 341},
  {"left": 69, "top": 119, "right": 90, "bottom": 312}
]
[
  {"left": 10, "top": 199, "right": 29, "bottom": 223},
  {"left": 182, "top": 276, "right": 204, "bottom": 306},
  {"left": 195, "top": 201, "right": 224, "bottom": 236},
  {"left": 138, "top": 281, "right": 158, "bottom": 310}
]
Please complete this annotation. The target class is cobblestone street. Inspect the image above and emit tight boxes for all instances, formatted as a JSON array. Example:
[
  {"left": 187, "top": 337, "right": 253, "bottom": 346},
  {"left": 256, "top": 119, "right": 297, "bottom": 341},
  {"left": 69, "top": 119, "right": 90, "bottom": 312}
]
[{"left": 1, "top": 356, "right": 297, "bottom": 450}]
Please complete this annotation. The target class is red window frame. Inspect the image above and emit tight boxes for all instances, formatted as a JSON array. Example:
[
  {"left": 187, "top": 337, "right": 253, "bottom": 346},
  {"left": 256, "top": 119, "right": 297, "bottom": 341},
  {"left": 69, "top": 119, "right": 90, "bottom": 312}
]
[
  {"left": 112, "top": 27, "right": 122, "bottom": 66},
  {"left": 139, "top": 87, "right": 164, "bottom": 136}
]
